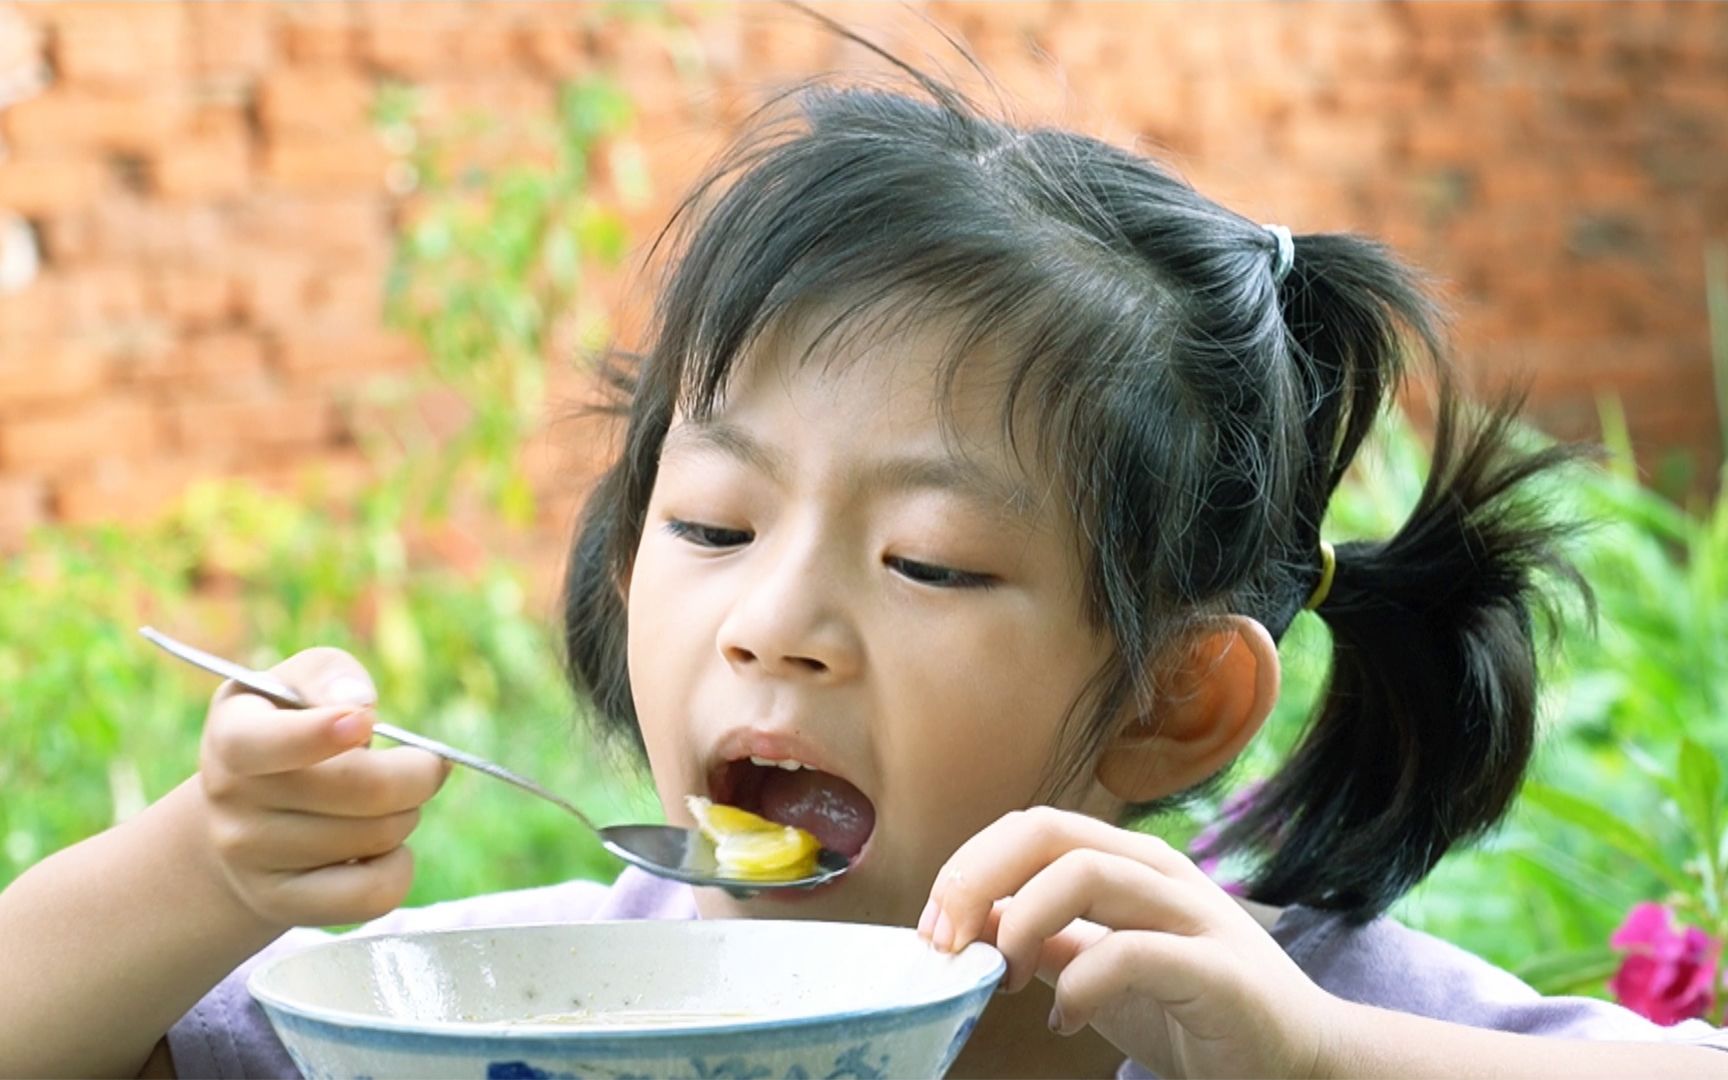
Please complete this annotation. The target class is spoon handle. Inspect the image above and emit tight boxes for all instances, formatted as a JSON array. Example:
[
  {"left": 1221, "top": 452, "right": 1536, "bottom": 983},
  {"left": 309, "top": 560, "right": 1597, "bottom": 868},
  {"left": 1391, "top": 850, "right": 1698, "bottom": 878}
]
[{"left": 138, "top": 626, "right": 603, "bottom": 835}]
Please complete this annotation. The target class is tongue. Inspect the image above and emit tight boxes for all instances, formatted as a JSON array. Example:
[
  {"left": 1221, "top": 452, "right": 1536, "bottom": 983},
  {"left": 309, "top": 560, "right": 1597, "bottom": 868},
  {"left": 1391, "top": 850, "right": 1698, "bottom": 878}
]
[{"left": 756, "top": 769, "right": 876, "bottom": 858}]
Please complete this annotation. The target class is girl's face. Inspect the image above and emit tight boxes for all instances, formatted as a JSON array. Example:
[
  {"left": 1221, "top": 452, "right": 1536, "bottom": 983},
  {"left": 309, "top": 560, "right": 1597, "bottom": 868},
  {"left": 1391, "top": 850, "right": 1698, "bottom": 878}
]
[{"left": 625, "top": 311, "right": 1120, "bottom": 925}]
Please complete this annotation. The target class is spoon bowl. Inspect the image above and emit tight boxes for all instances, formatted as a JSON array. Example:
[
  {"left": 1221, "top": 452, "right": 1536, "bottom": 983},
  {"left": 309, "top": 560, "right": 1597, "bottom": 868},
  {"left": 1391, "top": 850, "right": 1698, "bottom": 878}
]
[{"left": 138, "top": 627, "right": 849, "bottom": 897}]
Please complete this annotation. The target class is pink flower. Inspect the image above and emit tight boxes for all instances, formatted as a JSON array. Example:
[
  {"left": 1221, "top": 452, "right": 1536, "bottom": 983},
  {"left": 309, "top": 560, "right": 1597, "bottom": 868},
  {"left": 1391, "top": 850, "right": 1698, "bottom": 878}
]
[{"left": 1607, "top": 902, "right": 1720, "bottom": 1026}]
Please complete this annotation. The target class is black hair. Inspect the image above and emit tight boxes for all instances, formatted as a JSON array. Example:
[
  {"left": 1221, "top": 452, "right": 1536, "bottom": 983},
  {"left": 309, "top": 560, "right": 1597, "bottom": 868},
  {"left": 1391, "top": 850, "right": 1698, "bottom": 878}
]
[{"left": 561, "top": 20, "right": 1591, "bottom": 922}]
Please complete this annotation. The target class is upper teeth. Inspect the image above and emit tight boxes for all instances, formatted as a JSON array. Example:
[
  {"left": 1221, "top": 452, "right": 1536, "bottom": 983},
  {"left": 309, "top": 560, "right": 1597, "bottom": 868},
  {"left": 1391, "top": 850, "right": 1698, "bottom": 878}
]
[{"left": 749, "top": 755, "right": 808, "bottom": 771}]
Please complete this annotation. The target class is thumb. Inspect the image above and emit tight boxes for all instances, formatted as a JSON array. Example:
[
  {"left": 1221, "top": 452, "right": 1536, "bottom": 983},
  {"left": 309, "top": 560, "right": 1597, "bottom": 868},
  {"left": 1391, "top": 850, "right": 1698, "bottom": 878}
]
[{"left": 268, "top": 646, "right": 379, "bottom": 708}]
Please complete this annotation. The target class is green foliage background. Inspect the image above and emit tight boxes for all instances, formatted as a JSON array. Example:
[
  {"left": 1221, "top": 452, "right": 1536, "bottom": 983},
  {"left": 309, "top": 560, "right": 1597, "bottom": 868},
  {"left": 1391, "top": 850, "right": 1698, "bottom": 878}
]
[
  {"left": 1, "top": 72, "right": 657, "bottom": 908},
  {"left": 2, "top": 35, "right": 1725, "bottom": 1016}
]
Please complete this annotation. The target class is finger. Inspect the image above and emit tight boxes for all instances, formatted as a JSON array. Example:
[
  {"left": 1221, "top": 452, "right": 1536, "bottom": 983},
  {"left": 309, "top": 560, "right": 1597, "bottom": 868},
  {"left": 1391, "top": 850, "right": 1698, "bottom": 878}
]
[
  {"left": 262, "top": 845, "right": 417, "bottom": 927},
  {"left": 928, "top": 806, "right": 1208, "bottom": 952},
  {"left": 212, "top": 807, "right": 422, "bottom": 872},
  {"left": 994, "top": 850, "right": 1215, "bottom": 993},
  {"left": 212, "top": 645, "right": 378, "bottom": 710},
  {"left": 1049, "top": 930, "right": 1222, "bottom": 1038},
  {"left": 205, "top": 695, "right": 374, "bottom": 778},
  {"left": 248, "top": 745, "right": 453, "bottom": 817},
  {"left": 1031, "top": 917, "right": 1109, "bottom": 986},
  {"left": 982, "top": 904, "right": 1113, "bottom": 996},
  {"left": 926, "top": 895, "right": 1005, "bottom": 949}
]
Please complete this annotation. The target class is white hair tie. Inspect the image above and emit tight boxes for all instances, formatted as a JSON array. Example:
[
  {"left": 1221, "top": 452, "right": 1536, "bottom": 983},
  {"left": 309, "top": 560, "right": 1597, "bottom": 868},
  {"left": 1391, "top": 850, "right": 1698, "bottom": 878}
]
[{"left": 1263, "top": 223, "right": 1294, "bottom": 285}]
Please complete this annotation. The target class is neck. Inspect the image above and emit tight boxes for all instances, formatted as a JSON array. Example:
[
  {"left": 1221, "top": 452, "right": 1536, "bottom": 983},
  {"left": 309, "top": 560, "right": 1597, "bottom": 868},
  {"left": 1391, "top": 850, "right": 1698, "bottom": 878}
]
[{"left": 946, "top": 979, "right": 1122, "bottom": 1080}]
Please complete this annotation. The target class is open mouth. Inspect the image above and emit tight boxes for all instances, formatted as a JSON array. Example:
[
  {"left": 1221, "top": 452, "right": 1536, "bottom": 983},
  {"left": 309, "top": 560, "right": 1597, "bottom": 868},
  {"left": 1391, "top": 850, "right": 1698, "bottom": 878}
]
[{"left": 707, "top": 756, "right": 877, "bottom": 860}]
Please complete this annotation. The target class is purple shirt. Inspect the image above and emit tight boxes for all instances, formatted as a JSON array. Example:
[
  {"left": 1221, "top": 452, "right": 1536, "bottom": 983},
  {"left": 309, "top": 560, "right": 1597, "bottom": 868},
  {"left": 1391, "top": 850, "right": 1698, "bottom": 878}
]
[{"left": 168, "top": 868, "right": 1728, "bottom": 1078}]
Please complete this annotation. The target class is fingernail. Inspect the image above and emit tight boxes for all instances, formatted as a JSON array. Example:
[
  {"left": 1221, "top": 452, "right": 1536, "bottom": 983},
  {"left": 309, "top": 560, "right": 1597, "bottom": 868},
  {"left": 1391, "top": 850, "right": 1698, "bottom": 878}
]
[
  {"left": 332, "top": 709, "right": 373, "bottom": 744},
  {"left": 1048, "top": 1005, "right": 1065, "bottom": 1034},
  {"left": 326, "top": 676, "right": 376, "bottom": 706},
  {"left": 932, "top": 910, "right": 954, "bottom": 953},
  {"left": 916, "top": 899, "right": 938, "bottom": 939}
]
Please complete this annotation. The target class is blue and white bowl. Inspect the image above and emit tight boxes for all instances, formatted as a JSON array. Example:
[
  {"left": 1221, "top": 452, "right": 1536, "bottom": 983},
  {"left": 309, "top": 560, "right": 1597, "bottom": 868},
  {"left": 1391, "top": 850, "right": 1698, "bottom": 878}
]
[{"left": 249, "top": 920, "right": 1005, "bottom": 1079}]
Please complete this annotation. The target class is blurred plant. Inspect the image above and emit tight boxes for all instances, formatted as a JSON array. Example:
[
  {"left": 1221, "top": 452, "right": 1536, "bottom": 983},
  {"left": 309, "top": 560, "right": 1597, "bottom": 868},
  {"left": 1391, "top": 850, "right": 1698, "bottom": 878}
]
[
  {"left": 1491, "top": 246, "right": 1728, "bottom": 1020},
  {"left": 0, "top": 70, "right": 659, "bottom": 904},
  {"left": 371, "top": 75, "right": 639, "bottom": 527}
]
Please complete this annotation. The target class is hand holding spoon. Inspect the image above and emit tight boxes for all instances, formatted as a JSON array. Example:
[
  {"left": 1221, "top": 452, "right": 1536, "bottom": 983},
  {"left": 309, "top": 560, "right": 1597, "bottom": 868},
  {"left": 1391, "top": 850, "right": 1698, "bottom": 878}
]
[{"left": 139, "top": 627, "right": 848, "bottom": 898}]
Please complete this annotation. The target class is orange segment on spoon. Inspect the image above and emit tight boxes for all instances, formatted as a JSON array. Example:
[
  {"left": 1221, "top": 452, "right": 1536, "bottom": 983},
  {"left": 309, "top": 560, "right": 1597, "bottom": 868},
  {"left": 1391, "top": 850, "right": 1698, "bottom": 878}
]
[{"left": 685, "top": 795, "right": 822, "bottom": 881}]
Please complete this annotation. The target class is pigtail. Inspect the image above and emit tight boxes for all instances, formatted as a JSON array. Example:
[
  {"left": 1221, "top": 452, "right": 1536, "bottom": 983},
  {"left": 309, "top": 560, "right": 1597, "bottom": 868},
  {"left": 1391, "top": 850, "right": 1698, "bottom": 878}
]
[{"left": 1215, "top": 234, "right": 1594, "bottom": 922}]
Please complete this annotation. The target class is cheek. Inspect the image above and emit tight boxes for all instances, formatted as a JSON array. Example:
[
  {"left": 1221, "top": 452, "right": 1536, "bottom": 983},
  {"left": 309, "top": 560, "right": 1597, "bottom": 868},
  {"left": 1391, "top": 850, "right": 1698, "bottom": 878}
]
[
  {"left": 914, "top": 675, "right": 1064, "bottom": 787},
  {"left": 625, "top": 533, "right": 697, "bottom": 674},
  {"left": 885, "top": 616, "right": 1093, "bottom": 827},
  {"left": 624, "top": 542, "right": 698, "bottom": 773}
]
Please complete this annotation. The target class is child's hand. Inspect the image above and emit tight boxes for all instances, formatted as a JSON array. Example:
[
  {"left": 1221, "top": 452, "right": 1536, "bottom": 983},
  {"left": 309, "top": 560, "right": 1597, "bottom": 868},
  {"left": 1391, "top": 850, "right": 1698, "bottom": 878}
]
[
  {"left": 919, "top": 806, "right": 1345, "bottom": 1080},
  {"left": 197, "top": 647, "right": 450, "bottom": 929}
]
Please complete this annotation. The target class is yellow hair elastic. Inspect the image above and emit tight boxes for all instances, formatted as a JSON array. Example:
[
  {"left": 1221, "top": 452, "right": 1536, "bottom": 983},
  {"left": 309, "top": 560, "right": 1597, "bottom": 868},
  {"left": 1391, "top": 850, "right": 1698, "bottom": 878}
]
[{"left": 1304, "top": 540, "right": 1336, "bottom": 612}]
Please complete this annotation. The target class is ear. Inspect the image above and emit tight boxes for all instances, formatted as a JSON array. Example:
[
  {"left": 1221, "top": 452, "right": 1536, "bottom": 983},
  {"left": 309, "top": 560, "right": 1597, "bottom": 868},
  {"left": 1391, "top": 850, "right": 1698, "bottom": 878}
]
[{"left": 1094, "top": 615, "right": 1280, "bottom": 803}]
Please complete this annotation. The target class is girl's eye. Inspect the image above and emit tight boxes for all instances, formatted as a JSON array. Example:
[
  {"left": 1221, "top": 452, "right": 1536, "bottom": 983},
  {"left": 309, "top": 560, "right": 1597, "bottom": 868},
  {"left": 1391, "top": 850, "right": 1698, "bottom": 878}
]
[
  {"left": 664, "top": 520, "right": 752, "bottom": 548},
  {"left": 886, "top": 556, "right": 997, "bottom": 590}
]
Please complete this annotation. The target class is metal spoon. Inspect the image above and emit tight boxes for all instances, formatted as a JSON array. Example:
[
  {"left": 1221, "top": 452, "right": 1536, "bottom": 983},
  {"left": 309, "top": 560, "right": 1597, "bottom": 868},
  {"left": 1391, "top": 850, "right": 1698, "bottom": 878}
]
[{"left": 139, "top": 626, "right": 849, "bottom": 898}]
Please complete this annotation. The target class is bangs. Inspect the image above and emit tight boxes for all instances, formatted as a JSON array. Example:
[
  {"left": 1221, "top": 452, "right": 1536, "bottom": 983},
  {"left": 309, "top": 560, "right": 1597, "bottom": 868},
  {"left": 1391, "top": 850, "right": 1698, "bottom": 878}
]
[{"left": 642, "top": 79, "right": 1189, "bottom": 484}]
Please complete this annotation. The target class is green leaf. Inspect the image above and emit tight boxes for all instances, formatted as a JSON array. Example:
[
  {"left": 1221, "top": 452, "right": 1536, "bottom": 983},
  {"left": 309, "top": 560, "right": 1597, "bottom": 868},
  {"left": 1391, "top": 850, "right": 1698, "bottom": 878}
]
[
  {"left": 1513, "top": 946, "right": 1620, "bottom": 997},
  {"left": 543, "top": 227, "right": 577, "bottom": 290},
  {"left": 1676, "top": 738, "right": 1723, "bottom": 915},
  {"left": 412, "top": 217, "right": 454, "bottom": 261},
  {"left": 370, "top": 80, "right": 421, "bottom": 129},
  {"left": 1520, "top": 783, "right": 1693, "bottom": 894},
  {"left": 607, "top": 139, "right": 651, "bottom": 209},
  {"left": 1677, "top": 738, "right": 1724, "bottom": 852},
  {"left": 376, "top": 590, "right": 426, "bottom": 700},
  {"left": 497, "top": 471, "right": 538, "bottom": 529},
  {"left": 1595, "top": 395, "right": 1638, "bottom": 484},
  {"left": 576, "top": 203, "right": 629, "bottom": 264},
  {"left": 558, "top": 79, "right": 633, "bottom": 144}
]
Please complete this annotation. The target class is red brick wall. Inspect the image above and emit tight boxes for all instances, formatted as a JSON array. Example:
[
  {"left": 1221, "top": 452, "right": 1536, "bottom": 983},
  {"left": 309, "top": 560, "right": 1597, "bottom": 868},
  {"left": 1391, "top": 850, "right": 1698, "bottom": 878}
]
[{"left": 0, "top": 1, "right": 1723, "bottom": 553}]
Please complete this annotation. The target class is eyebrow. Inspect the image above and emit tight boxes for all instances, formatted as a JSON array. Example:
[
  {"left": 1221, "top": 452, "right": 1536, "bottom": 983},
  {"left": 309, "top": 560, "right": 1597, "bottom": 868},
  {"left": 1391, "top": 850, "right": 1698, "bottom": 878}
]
[{"left": 661, "top": 421, "right": 1039, "bottom": 525}]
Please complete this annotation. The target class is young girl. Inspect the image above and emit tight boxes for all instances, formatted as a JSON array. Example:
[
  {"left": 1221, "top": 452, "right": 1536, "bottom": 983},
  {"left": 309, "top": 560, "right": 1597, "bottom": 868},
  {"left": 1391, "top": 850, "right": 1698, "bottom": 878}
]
[{"left": 4, "top": 43, "right": 1726, "bottom": 1080}]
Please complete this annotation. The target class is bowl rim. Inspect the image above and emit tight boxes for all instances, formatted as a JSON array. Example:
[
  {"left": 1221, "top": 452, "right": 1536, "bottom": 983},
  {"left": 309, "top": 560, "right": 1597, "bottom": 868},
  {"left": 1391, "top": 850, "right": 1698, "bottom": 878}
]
[{"left": 247, "top": 918, "right": 1006, "bottom": 1041}]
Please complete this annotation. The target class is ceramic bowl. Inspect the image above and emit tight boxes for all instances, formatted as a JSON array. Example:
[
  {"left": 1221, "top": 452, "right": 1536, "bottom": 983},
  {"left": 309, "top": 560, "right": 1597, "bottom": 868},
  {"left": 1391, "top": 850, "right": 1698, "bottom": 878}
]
[{"left": 249, "top": 919, "right": 1004, "bottom": 1079}]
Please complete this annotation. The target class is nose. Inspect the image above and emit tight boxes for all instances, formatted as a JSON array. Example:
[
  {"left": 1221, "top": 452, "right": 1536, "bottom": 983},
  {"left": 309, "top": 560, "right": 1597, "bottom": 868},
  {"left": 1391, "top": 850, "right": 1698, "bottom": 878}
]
[{"left": 716, "top": 537, "right": 862, "bottom": 683}]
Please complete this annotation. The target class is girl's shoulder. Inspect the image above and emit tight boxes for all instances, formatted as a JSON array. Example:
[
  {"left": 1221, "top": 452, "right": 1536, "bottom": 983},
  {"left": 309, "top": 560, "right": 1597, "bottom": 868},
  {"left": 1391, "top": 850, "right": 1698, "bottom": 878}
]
[{"left": 1275, "top": 906, "right": 1727, "bottom": 1048}]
